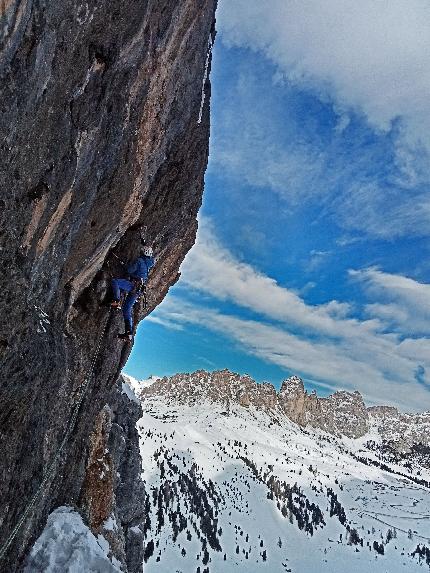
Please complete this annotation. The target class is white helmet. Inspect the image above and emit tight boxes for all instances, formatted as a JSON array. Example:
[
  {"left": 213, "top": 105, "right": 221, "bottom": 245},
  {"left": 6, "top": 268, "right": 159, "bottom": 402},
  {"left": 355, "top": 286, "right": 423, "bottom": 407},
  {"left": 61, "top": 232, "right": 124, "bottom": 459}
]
[{"left": 142, "top": 245, "right": 153, "bottom": 257}]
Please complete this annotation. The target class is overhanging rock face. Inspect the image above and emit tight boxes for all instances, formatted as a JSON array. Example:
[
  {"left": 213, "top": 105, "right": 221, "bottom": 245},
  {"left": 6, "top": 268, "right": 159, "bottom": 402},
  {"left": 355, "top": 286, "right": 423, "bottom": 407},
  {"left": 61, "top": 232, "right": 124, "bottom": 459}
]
[{"left": 0, "top": 1, "right": 217, "bottom": 569}]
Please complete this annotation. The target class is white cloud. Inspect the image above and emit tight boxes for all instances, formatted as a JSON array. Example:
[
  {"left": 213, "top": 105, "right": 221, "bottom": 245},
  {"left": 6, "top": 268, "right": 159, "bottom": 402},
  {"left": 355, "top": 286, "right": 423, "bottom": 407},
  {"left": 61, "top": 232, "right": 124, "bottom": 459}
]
[
  {"left": 180, "top": 220, "right": 383, "bottom": 341},
  {"left": 329, "top": 180, "right": 430, "bottom": 239},
  {"left": 218, "top": 0, "right": 430, "bottom": 152},
  {"left": 212, "top": 1, "right": 430, "bottom": 240},
  {"left": 150, "top": 222, "right": 430, "bottom": 411},
  {"left": 145, "top": 315, "right": 184, "bottom": 331},
  {"left": 153, "top": 295, "right": 430, "bottom": 412},
  {"left": 209, "top": 70, "right": 327, "bottom": 203},
  {"left": 351, "top": 267, "right": 430, "bottom": 334},
  {"left": 306, "top": 250, "right": 332, "bottom": 272}
]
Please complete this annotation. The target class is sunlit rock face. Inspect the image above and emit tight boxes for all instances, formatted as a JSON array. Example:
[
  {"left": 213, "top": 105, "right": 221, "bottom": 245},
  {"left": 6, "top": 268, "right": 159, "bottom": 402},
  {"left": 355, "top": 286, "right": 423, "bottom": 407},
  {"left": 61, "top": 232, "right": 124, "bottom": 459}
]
[
  {"left": 278, "top": 376, "right": 368, "bottom": 438},
  {"left": 0, "top": 1, "right": 216, "bottom": 569},
  {"left": 145, "top": 370, "right": 430, "bottom": 446},
  {"left": 368, "top": 406, "right": 430, "bottom": 454}
]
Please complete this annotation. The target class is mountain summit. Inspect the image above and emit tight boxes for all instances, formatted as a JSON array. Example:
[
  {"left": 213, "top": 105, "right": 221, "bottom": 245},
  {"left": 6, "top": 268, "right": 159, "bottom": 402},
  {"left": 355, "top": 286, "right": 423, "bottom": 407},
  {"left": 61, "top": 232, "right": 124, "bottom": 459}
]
[{"left": 142, "top": 369, "right": 430, "bottom": 449}]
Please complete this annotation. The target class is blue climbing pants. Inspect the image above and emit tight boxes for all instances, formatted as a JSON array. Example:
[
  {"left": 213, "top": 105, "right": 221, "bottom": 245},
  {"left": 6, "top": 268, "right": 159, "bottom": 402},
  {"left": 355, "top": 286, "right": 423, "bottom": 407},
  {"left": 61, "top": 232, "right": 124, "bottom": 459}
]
[{"left": 111, "top": 278, "right": 140, "bottom": 329}]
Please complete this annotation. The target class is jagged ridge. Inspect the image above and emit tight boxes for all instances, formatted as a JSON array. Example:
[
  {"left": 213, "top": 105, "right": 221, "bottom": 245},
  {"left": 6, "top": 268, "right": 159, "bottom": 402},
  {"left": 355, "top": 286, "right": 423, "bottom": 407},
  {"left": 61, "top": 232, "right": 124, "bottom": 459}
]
[{"left": 141, "top": 369, "right": 430, "bottom": 449}]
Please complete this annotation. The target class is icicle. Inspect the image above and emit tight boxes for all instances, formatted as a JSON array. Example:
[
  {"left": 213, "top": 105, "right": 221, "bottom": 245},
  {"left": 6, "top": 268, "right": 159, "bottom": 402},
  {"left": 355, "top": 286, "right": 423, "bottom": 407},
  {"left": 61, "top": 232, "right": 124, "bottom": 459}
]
[{"left": 197, "top": 35, "right": 214, "bottom": 125}]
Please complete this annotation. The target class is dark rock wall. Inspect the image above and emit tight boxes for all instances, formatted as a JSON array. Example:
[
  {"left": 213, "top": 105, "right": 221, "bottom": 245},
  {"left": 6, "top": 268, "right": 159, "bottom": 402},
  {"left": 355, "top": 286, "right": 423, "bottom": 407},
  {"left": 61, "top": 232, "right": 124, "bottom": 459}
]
[
  {"left": 0, "top": 0, "right": 217, "bottom": 569},
  {"left": 107, "top": 384, "right": 145, "bottom": 573},
  {"left": 96, "top": 377, "right": 147, "bottom": 573}
]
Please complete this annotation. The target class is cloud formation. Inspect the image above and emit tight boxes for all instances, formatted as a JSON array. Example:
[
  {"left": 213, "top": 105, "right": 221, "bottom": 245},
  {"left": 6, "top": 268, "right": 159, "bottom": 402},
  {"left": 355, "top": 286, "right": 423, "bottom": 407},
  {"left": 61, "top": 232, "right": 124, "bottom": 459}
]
[
  {"left": 218, "top": 0, "right": 430, "bottom": 150},
  {"left": 351, "top": 267, "right": 430, "bottom": 335},
  {"left": 180, "top": 220, "right": 379, "bottom": 340},
  {"left": 212, "top": 1, "right": 430, "bottom": 240},
  {"left": 152, "top": 222, "right": 430, "bottom": 411}
]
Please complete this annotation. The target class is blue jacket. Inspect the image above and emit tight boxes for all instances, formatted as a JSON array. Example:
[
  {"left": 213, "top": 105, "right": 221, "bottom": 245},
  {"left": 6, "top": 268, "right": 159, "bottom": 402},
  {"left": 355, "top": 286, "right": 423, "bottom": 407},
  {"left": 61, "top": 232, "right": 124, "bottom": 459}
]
[{"left": 127, "top": 255, "right": 154, "bottom": 281}]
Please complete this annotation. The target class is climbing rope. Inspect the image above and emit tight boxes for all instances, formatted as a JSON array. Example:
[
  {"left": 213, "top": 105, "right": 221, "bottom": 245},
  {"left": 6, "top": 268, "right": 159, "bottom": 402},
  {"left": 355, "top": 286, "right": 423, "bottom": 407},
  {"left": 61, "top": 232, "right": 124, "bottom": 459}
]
[
  {"left": 0, "top": 310, "right": 111, "bottom": 563},
  {"left": 197, "top": 34, "right": 214, "bottom": 124},
  {"left": 140, "top": 283, "right": 148, "bottom": 311}
]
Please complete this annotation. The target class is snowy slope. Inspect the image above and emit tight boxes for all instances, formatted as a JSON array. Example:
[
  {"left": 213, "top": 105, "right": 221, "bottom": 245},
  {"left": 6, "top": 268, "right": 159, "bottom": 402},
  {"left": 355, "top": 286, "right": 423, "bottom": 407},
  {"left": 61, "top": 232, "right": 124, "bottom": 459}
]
[{"left": 138, "top": 395, "right": 430, "bottom": 573}]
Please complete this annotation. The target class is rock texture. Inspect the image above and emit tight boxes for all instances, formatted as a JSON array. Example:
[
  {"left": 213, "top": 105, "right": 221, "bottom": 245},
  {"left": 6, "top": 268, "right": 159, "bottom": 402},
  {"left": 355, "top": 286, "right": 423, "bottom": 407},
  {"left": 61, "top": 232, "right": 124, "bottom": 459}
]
[
  {"left": 0, "top": 1, "right": 217, "bottom": 569},
  {"left": 279, "top": 377, "right": 369, "bottom": 438},
  {"left": 368, "top": 406, "right": 430, "bottom": 454},
  {"left": 147, "top": 369, "right": 279, "bottom": 412},
  {"left": 105, "top": 377, "right": 147, "bottom": 573},
  {"left": 143, "top": 369, "right": 430, "bottom": 446}
]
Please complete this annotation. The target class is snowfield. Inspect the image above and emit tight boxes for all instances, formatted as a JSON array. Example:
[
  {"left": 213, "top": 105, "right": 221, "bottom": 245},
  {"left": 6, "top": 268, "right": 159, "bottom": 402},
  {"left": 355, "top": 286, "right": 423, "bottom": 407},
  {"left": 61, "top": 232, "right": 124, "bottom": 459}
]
[{"left": 139, "top": 397, "right": 430, "bottom": 573}]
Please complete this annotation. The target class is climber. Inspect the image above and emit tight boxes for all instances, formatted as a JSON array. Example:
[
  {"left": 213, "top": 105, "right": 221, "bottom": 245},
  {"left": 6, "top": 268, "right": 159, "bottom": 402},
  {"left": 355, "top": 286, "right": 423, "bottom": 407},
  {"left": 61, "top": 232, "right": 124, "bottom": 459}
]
[{"left": 110, "top": 245, "right": 155, "bottom": 340}]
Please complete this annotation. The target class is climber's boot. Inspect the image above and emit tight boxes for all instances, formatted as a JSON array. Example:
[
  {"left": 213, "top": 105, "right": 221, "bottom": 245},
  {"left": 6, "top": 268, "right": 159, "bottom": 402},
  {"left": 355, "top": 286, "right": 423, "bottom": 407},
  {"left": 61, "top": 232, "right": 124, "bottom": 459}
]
[{"left": 118, "top": 318, "right": 133, "bottom": 341}]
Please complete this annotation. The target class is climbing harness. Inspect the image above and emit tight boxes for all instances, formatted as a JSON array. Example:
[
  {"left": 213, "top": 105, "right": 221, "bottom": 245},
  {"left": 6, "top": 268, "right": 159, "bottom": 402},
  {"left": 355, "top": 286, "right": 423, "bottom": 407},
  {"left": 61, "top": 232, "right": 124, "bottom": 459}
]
[
  {"left": 0, "top": 310, "right": 112, "bottom": 563},
  {"left": 197, "top": 34, "right": 214, "bottom": 124},
  {"left": 130, "top": 276, "right": 145, "bottom": 294}
]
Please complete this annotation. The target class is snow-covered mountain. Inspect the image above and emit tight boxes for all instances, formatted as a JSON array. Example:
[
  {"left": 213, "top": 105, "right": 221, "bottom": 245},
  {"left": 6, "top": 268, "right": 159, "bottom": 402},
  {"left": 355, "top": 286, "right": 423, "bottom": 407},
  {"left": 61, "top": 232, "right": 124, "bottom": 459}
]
[{"left": 136, "top": 370, "right": 430, "bottom": 573}]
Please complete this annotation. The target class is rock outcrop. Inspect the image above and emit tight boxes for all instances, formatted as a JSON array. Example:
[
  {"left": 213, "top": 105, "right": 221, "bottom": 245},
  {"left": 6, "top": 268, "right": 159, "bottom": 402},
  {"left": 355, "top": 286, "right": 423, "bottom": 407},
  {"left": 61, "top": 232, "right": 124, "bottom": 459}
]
[
  {"left": 0, "top": 1, "right": 217, "bottom": 569},
  {"left": 146, "top": 369, "right": 279, "bottom": 411},
  {"left": 368, "top": 406, "right": 430, "bottom": 453},
  {"left": 279, "top": 377, "right": 369, "bottom": 438},
  {"left": 142, "top": 369, "right": 430, "bottom": 445},
  {"left": 106, "top": 377, "right": 147, "bottom": 573}
]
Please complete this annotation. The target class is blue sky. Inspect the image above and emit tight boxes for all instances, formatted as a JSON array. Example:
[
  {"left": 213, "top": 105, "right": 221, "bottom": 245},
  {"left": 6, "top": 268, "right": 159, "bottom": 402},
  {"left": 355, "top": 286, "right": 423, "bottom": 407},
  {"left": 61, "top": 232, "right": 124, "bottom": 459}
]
[{"left": 126, "top": 1, "right": 430, "bottom": 411}]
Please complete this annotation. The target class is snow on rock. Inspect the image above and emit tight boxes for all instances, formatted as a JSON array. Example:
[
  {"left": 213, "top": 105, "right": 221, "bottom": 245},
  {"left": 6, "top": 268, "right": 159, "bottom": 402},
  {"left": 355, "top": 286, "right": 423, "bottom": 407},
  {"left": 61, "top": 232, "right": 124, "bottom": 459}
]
[
  {"left": 24, "top": 507, "right": 123, "bottom": 573},
  {"left": 102, "top": 514, "right": 118, "bottom": 533},
  {"left": 279, "top": 375, "right": 305, "bottom": 399},
  {"left": 121, "top": 373, "right": 160, "bottom": 402},
  {"left": 121, "top": 379, "right": 139, "bottom": 405},
  {"left": 140, "top": 375, "right": 162, "bottom": 388}
]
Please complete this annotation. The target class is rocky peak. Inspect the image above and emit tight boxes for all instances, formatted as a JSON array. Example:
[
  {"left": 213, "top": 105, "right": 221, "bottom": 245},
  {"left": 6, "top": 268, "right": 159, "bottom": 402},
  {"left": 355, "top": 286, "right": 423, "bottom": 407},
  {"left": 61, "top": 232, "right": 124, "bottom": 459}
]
[
  {"left": 367, "top": 405, "right": 399, "bottom": 418},
  {"left": 142, "top": 369, "right": 430, "bottom": 445},
  {"left": 143, "top": 369, "right": 278, "bottom": 411},
  {"left": 279, "top": 375, "right": 305, "bottom": 398},
  {"left": 143, "top": 369, "right": 371, "bottom": 438},
  {"left": 317, "top": 391, "right": 368, "bottom": 438},
  {"left": 278, "top": 376, "right": 310, "bottom": 426},
  {"left": 367, "top": 406, "right": 430, "bottom": 453}
]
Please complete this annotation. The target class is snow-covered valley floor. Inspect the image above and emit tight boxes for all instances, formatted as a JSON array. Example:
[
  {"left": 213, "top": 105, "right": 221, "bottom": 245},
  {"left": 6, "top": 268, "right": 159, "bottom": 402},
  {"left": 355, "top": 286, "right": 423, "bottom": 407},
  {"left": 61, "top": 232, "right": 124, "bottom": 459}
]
[{"left": 139, "top": 397, "right": 430, "bottom": 573}]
